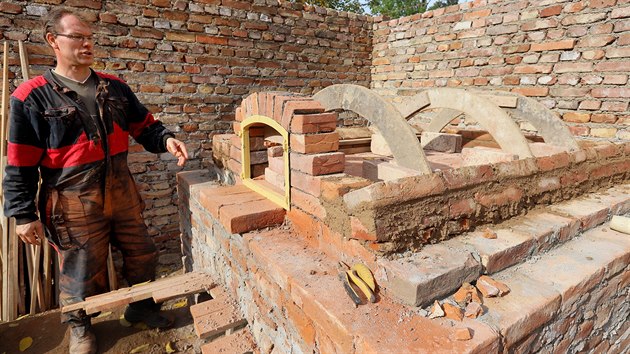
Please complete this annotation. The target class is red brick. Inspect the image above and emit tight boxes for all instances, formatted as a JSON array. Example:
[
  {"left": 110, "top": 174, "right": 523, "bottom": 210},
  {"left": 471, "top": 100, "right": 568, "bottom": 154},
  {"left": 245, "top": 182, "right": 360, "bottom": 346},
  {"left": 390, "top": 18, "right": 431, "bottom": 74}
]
[
  {"left": 463, "top": 9, "right": 491, "bottom": 20},
  {"left": 475, "top": 186, "right": 523, "bottom": 209},
  {"left": 111, "top": 50, "right": 149, "bottom": 61},
  {"left": 286, "top": 207, "right": 321, "bottom": 246},
  {"left": 563, "top": 112, "right": 591, "bottom": 123},
  {"left": 560, "top": 170, "right": 588, "bottom": 187},
  {"left": 284, "top": 300, "right": 316, "bottom": 348},
  {"left": 591, "top": 114, "right": 617, "bottom": 123},
  {"left": 589, "top": 0, "right": 616, "bottom": 8},
  {"left": 290, "top": 171, "right": 322, "bottom": 197},
  {"left": 540, "top": 5, "right": 562, "bottom": 17},
  {"left": 219, "top": 199, "right": 285, "bottom": 234},
  {"left": 199, "top": 185, "right": 264, "bottom": 217},
  {"left": 591, "top": 87, "right": 630, "bottom": 98},
  {"left": 319, "top": 175, "right": 372, "bottom": 202},
  {"left": 449, "top": 198, "right": 477, "bottom": 218},
  {"left": 264, "top": 168, "right": 285, "bottom": 190},
  {"left": 290, "top": 112, "right": 337, "bottom": 134},
  {"left": 196, "top": 35, "right": 228, "bottom": 45},
  {"left": 280, "top": 100, "right": 326, "bottom": 129},
  {"left": 290, "top": 132, "right": 339, "bottom": 154},
  {"left": 465, "top": 229, "right": 534, "bottom": 273},
  {"left": 594, "top": 61, "right": 630, "bottom": 72},
  {"left": 290, "top": 152, "right": 345, "bottom": 176},
  {"left": 0, "top": 2, "right": 22, "bottom": 13},
  {"left": 273, "top": 94, "right": 304, "bottom": 124},
  {"left": 441, "top": 164, "right": 494, "bottom": 190},
  {"left": 291, "top": 188, "right": 325, "bottom": 219},
  {"left": 350, "top": 216, "right": 377, "bottom": 241},
  {"left": 227, "top": 159, "right": 242, "bottom": 176},
  {"left": 511, "top": 87, "right": 549, "bottom": 97},
  {"left": 535, "top": 152, "right": 571, "bottom": 171},
  {"left": 531, "top": 39, "right": 576, "bottom": 51}
]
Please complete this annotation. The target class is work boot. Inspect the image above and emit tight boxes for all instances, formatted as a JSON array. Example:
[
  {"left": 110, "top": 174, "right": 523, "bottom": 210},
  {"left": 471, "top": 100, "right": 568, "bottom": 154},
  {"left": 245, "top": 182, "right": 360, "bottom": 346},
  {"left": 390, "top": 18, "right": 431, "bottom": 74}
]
[
  {"left": 124, "top": 298, "right": 173, "bottom": 329},
  {"left": 69, "top": 323, "right": 97, "bottom": 354}
]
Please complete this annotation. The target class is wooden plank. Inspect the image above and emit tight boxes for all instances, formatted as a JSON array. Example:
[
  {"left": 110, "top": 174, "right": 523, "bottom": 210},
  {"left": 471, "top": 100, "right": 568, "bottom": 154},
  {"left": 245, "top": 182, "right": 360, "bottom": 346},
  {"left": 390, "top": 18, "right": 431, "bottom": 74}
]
[
  {"left": 152, "top": 276, "right": 215, "bottom": 303},
  {"left": 63, "top": 271, "right": 215, "bottom": 313},
  {"left": 86, "top": 274, "right": 215, "bottom": 315}
]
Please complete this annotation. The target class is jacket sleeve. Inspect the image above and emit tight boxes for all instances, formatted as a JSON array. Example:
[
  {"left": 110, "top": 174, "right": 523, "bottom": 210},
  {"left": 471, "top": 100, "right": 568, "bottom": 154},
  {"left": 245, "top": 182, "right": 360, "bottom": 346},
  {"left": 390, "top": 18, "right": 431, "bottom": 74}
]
[
  {"left": 3, "top": 96, "right": 44, "bottom": 224},
  {"left": 122, "top": 84, "right": 175, "bottom": 154}
]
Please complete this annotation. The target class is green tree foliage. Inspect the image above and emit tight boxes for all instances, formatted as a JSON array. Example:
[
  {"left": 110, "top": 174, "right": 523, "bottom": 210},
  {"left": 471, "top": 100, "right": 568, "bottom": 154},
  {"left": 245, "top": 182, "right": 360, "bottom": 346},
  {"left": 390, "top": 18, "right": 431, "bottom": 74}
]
[
  {"left": 367, "top": 0, "right": 429, "bottom": 18},
  {"left": 291, "top": 0, "right": 461, "bottom": 18},
  {"left": 427, "top": 0, "right": 459, "bottom": 11},
  {"left": 292, "top": 0, "right": 366, "bottom": 14}
]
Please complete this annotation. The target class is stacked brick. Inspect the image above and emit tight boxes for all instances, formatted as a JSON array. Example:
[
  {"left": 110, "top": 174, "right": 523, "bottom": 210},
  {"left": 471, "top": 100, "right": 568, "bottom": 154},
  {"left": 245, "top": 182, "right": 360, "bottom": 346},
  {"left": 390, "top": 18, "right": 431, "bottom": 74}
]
[
  {"left": 340, "top": 140, "right": 630, "bottom": 255},
  {"left": 222, "top": 92, "right": 345, "bottom": 220},
  {"left": 371, "top": 0, "right": 630, "bottom": 141},
  {"left": 0, "top": 0, "right": 372, "bottom": 242}
]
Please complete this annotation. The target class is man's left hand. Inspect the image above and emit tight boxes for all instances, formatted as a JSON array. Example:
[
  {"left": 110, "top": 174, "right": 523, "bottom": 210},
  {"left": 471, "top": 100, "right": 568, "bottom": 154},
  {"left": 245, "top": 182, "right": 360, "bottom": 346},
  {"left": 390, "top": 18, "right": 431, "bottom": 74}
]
[{"left": 166, "top": 138, "right": 188, "bottom": 167}]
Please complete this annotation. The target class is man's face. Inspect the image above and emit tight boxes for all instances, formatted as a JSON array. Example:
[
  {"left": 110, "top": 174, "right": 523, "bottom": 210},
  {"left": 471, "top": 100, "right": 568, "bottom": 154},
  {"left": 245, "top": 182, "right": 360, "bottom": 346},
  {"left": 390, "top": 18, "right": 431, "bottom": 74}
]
[{"left": 48, "top": 14, "right": 94, "bottom": 68}]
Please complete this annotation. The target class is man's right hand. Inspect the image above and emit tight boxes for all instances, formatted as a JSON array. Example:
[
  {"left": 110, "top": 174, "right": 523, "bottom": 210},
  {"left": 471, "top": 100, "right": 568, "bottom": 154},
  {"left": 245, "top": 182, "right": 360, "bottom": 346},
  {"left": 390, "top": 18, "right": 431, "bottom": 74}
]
[{"left": 16, "top": 220, "right": 44, "bottom": 245}]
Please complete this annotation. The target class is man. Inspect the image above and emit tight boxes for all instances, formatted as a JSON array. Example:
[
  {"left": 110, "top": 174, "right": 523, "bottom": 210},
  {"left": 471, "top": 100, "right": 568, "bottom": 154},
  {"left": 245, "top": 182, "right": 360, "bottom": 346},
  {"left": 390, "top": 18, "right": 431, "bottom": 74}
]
[{"left": 3, "top": 9, "right": 188, "bottom": 354}]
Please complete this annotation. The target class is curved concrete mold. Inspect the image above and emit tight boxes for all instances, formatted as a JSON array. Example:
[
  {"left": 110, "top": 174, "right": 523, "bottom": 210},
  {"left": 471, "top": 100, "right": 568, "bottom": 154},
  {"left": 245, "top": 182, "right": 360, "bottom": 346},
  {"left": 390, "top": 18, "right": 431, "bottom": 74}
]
[
  {"left": 405, "top": 88, "right": 534, "bottom": 159},
  {"left": 313, "top": 84, "right": 432, "bottom": 174}
]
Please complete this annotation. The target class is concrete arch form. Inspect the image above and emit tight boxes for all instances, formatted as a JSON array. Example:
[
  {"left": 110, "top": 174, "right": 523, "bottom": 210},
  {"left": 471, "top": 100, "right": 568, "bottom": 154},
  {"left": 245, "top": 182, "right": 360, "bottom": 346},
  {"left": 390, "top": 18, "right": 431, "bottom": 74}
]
[
  {"left": 402, "top": 88, "right": 534, "bottom": 159},
  {"left": 491, "top": 92, "right": 580, "bottom": 151},
  {"left": 313, "top": 84, "right": 432, "bottom": 174}
]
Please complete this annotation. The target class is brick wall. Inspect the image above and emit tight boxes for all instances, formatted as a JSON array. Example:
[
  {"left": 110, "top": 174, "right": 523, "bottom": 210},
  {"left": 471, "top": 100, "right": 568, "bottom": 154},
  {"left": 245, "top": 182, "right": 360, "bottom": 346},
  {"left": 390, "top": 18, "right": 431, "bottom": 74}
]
[
  {"left": 371, "top": 0, "right": 630, "bottom": 141},
  {"left": 0, "top": 0, "right": 372, "bottom": 241}
]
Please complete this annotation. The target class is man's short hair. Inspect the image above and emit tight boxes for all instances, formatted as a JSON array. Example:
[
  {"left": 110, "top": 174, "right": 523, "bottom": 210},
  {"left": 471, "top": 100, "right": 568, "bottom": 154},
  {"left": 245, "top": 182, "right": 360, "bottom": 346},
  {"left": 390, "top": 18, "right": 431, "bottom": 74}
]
[{"left": 42, "top": 8, "right": 90, "bottom": 42}]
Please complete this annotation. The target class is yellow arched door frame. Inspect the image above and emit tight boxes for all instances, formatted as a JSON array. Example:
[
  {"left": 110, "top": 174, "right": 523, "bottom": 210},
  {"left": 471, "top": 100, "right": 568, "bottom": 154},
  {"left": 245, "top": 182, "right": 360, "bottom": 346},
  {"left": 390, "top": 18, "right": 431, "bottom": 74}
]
[{"left": 239, "top": 115, "right": 290, "bottom": 210}]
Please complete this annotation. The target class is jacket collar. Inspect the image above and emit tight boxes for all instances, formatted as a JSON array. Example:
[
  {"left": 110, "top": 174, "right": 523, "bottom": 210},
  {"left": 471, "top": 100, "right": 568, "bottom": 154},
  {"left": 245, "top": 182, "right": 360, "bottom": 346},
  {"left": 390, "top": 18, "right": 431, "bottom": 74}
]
[{"left": 44, "top": 68, "right": 107, "bottom": 94}]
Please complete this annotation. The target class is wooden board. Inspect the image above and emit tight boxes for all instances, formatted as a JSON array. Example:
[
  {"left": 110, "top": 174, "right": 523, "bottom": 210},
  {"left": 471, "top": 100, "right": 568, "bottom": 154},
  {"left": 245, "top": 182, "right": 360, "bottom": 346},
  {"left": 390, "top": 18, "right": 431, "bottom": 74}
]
[{"left": 62, "top": 271, "right": 215, "bottom": 315}]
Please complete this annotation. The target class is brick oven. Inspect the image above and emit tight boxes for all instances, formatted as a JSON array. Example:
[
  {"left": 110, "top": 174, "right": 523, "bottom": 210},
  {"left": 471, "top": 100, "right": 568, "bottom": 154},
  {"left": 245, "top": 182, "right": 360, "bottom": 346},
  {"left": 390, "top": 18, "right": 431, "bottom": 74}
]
[{"left": 178, "top": 86, "right": 630, "bottom": 353}]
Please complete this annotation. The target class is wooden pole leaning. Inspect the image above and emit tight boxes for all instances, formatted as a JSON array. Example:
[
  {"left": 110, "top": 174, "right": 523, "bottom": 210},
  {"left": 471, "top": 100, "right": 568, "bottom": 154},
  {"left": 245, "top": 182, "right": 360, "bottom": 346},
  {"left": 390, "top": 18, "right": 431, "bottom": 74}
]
[
  {"left": 18, "top": 40, "right": 46, "bottom": 314},
  {"left": 0, "top": 40, "right": 18, "bottom": 321}
]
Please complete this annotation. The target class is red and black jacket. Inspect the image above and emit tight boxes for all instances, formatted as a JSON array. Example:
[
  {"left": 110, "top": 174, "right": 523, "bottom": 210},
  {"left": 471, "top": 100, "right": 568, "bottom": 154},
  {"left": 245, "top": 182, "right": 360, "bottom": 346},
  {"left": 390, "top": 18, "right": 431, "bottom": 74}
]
[{"left": 3, "top": 69, "right": 174, "bottom": 224}]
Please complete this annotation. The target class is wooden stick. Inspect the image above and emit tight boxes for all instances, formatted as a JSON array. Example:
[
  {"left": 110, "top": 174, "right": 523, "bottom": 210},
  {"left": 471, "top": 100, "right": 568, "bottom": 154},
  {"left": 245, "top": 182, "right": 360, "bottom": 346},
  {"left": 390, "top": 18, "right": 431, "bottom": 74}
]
[
  {"left": 107, "top": 245, "right": 117, "bottom": 291},
  {"left": 29, "top": 245, "right": 42, "bottom": 314},
  {"left": 1, "top": 219, "right": 5, "bottom": 321},
  {"left": 43, "top": 242, "right": 51, "bottom": 310},
  {"left": 17, "top": 236, "right": 25, "bottom": 315},
  {"left": 1, "top": 41, "right": 18, "bottom": 320},
  {"left": 18, "top": 40, "right": 29, "bottom": 82},
  {"left": 0, "top": 41, "right": 8, "bottom": 195},
  {"left": 25, "top": 243, "right": 34, "bottom": 313}
]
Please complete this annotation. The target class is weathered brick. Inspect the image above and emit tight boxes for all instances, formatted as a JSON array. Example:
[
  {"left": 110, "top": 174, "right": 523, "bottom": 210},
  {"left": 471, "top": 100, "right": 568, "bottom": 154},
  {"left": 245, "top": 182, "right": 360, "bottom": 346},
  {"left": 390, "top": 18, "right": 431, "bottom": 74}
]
[
  {"left": 290, "top": 113, "right": 337, "bottom": 134},
  {"left": 511, "top": 87, "right": 549, "bottom": 97},
  {"left": 531, "top": 40, "right": 576, "bottom": 51},
  {"left": 290, "top": 132, "right": 339, "bottom": 154},
  {"left": 591, "top": 87, "right": 630, "bottom": 98},
  {"left": 562, "top": 112, "right": 591, "bottom": 123},
  {"left": 0, "top": 2, "right": 22, "bottom": 13},
  {"left": 290, "top": 152, "right": 344, "bottom": 176}
]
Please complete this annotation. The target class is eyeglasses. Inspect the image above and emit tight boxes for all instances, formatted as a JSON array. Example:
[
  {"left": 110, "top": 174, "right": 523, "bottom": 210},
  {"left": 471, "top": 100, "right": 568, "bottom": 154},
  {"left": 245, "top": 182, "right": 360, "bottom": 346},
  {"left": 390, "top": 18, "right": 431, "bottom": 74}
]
[{"left": 55, "top": 33, "right": 94, "bottom": 43}]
